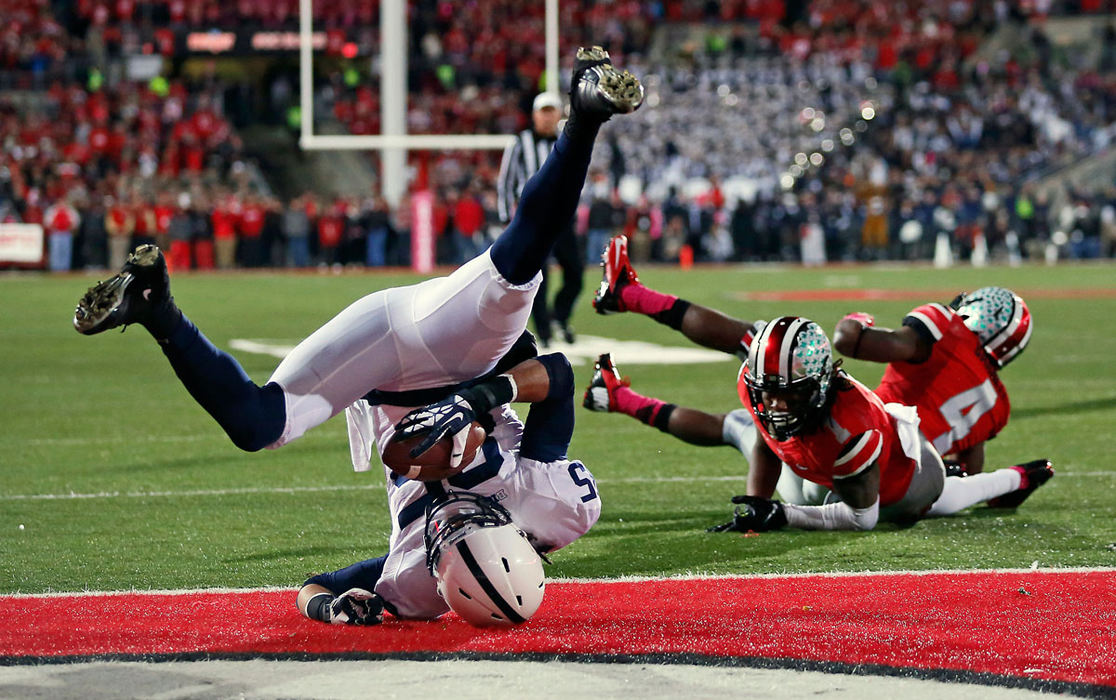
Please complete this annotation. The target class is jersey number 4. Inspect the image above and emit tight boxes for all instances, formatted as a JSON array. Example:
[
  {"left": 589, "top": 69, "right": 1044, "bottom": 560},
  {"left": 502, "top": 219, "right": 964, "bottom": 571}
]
[{"left": 934, "top": 379, "right": 998, "bottom": 453}]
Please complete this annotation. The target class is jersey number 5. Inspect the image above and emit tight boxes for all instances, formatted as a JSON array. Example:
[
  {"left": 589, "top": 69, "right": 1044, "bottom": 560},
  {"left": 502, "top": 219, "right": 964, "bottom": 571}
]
[{"left": 568, "top": 462, "right": 598, "bottom": 503}]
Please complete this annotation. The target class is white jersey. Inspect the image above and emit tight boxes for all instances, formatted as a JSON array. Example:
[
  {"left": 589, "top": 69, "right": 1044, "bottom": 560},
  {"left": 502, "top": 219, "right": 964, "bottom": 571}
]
[
  {"left": 267, "top": 250, "right": 541, "bottom": 447},
  {"left": 261, "top": 248, "right": 597, "bottom": 619},
  {"left": 351, "top": 402, "right": 601, "bottom": 619}
]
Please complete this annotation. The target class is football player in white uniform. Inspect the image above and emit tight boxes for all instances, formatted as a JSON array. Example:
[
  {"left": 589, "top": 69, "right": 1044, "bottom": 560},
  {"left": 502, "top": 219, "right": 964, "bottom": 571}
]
[
  {"left": 74, "top": 48, "right": 642, "bottom": 624},
  {"left": 297, "top": 353, "right": 601, "bottom": 625}
]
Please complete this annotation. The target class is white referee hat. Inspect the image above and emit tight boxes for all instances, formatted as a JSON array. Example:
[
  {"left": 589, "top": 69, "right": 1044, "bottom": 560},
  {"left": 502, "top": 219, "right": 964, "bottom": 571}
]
[{"left": 532, "top": 92, "right": 563, "bottom": 112}]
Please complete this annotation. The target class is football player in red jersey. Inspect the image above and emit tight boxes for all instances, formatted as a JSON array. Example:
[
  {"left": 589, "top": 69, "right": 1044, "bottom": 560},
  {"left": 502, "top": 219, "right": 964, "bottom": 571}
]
[
  {"left": 585, "top": 236, "right": 1052, "bottom": 530},
  {"left": 711, "top": 315, "right": 1050, "bottom": 532},
  {"left": 832, "top": 287, "right": 1031, "bottom": 475}
]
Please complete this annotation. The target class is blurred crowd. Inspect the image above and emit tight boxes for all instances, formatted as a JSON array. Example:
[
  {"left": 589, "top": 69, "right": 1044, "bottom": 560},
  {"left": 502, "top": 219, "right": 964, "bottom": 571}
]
[{"left": 3, "top": 0, "right": 1116, "bottom": 272}]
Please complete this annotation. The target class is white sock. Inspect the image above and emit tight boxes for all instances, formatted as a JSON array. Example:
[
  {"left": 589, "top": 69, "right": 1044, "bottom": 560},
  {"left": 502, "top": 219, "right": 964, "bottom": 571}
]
[{"left": 927, "top": 468, "right": 1022, "bottom": 516}]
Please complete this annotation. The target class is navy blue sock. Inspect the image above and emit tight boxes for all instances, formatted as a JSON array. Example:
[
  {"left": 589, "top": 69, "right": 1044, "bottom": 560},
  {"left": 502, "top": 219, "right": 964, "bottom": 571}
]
[
  {"left": 304, "top": 554, "right": 388, "bottom": 593},
  {"left": 489, "top": 127, "right": 599, "bottom": 284},
  {"left": 158, "top": 313, "right": 286, "bottom": 452},
  {"left": 519, "top": 353, "right": 575, "bottom": 462}
]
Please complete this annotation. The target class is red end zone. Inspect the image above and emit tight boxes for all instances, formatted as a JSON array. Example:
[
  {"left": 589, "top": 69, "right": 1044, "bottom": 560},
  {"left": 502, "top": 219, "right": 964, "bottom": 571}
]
[{"left": 2, "top": 570, "right": 1113, "bottom": 689}]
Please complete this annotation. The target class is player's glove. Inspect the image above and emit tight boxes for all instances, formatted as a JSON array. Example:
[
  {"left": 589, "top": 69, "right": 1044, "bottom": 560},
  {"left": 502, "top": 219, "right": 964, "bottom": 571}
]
[
  {"left": 943, "top": 459, "right": 968, "bottom": 478},
  {"left": 394, "top": 376, "right": 515, "bottom": 467},
  {"left": 842, "top": 311, "right": 875, "bottom": 328},
  {"left": 329, "top": 587, "right": 385, "bottom": 626},
  {"left": 707, "top": 496, "right": 788, "bottom": 533},
  {"left": 394, "top": 393, "right": 478, "bottom": 467}
]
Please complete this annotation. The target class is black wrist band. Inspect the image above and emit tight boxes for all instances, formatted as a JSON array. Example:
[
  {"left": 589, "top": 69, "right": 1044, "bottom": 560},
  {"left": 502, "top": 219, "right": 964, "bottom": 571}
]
[
  {"left": 851, "top": 329, "right": 865, "bottom": 359},
  {"left": 466, "top": 375, "right": 515, "bottom": 413},
  {"left": 306, "top": 592, "right": 334, "bottom": 622}
]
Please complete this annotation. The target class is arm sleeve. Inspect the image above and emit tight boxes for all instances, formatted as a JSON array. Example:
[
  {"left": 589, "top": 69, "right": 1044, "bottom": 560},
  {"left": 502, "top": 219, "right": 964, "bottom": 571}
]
[
  {"left": 902, "top": 303, "right": 952, "bottom": 347},
  {"left": 833, "top": 430, "right": 883, "bottom": 479},
  {"left": 519, "top": 353, "right": 575, "bottom": 463},
  {"left": 783, "top": 497, "right": 880, "bottom": 531}
]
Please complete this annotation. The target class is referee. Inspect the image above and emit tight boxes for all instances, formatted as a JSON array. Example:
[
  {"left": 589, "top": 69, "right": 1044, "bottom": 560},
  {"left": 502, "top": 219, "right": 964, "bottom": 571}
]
[{"left": 498, "top": 92, "right": 584, "bottom": 347}]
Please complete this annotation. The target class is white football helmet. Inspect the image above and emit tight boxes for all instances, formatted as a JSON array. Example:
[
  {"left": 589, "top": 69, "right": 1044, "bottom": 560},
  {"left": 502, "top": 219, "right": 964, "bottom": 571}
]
[{"left": 424, "top": 492, "right": 545, "bottom": 627}]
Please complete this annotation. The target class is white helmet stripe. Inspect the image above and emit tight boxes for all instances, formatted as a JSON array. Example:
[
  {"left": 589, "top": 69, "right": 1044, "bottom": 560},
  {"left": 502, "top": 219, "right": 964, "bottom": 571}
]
[
  {"left": 984, "top": 295, "right": 1023, "bottom": 355},
  {"left": 777, "top": 317, "right": 808, "bottom": 381},
  {"left": 998, "top": 313, "right": 1033, "bottom": 364},
  {"left": 750, "top": 321, "right": 774, "bottom": 378}
]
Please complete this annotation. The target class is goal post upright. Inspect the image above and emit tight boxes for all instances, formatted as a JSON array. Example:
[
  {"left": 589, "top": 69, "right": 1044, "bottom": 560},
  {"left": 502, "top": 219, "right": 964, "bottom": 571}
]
[
  {"left": 297, "top": 0, "right": 561, "bottom": 271},
  {"left": 299, "top": 0, "right": 569, "bottom": 198}
]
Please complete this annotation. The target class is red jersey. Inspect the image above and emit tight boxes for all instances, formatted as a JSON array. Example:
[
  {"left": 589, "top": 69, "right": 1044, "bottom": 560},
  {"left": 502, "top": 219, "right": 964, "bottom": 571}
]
[
  {"left": 875, "top": 303, "right": 1010, "bottom": 457},
  {"left": 741, "top": 374, "right": 917, "bottom": 506},
  {"left": 239, "top": 204, "right": 265, "bottom": 238}
]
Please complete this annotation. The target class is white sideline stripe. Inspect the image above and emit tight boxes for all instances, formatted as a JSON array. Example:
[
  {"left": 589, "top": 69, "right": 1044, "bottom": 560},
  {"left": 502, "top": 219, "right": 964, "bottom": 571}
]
[
  {"left": 2, "top": 472, "right": 1112, "bottom": 502},
  {"left": 25, "top": 435, "right": 213, "bottom": 446},
  {"left": 21, "top": 432, "right": 333, "bottom": 447},
  {"left": 0, "top": 476, "right": 747, "bottom": 501},
  {"left": 5, "top": 567, "right": 1114, "bottom": 598}
]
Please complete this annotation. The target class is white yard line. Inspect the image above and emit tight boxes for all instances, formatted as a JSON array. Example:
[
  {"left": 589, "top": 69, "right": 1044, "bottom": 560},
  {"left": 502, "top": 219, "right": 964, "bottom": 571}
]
[
  {"left": 3, "top": 566, "right": 1113, "bottom": 598},
  {"left": 3, "top": 472, "right": 1113, "bottom": 502},
  {"left": 0, "top": 476, "right": 746, "bottom": 501}
]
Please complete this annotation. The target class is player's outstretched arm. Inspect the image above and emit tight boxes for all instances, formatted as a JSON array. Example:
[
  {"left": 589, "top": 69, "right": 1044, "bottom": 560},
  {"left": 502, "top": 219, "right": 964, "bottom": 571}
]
[
  {"left": 707, "top": 444, "right": 783, "bottom": 532},
  {"left": 747, "top": 439, "right": 783, "bottom": 498},
  {"left": 394, "top": 357, "right": 555, "bottom": 464},
  {"left": 782, "top": 463, "right": 881, "bottom": 531},
  {"left": 497, "top": 357, "right": 553, "bottom": 403},
  {"left": 833, "top": 313, "right": 931, "bottom": 363}
]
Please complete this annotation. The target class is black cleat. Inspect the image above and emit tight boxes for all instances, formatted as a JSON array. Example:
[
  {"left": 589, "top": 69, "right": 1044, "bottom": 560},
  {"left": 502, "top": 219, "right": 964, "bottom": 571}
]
[
  {"left": 74, "top": 244, "right": 171, "bottom": 335},
  {"left": 987, "top": 459, "right": 1054, "bottom": 508},
  {"left": 569, "top": 46, "right": 644, "bottom": 120}
]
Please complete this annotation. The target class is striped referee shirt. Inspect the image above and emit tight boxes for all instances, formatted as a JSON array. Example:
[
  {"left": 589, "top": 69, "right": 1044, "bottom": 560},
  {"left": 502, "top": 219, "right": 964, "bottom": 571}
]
[{"left": 497, "top": 129, "right": 558, "bottom": 223}]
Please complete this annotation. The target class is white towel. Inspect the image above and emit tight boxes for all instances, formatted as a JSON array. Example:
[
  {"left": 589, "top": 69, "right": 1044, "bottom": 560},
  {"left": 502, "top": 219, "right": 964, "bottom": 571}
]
[
  {"left": 884, "top": 402, "right": 923, "bottom": 469},
  {"left": 345, "top": 399, "right": 377, "bottom": 472}
]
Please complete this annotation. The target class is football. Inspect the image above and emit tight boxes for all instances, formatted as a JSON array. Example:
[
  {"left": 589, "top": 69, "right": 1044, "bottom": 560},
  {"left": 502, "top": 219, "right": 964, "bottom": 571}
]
[{"left": 381, "top": 421, "right": 487, "bottom": 481}]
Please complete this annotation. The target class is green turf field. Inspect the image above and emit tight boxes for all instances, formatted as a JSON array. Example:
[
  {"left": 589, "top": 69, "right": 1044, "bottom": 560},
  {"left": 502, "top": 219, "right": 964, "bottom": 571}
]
[{"left": 2, "top": 262, "right": 1114, "bottom": 593}]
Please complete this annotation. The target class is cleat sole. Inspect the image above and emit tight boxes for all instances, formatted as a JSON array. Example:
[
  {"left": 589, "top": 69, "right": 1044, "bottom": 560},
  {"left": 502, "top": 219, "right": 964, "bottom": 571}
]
[
  {"left": 598, "top": 69, "right": 643, "bottom": 113},
  {"left": 73, "top": 274, "right": 132, "bottom": 335},
  {"left": 576, "top": 46, "right": 610, "bottom": 63},
  {"left": 127, "top": 244, "right": 161, "bottom": 268}
]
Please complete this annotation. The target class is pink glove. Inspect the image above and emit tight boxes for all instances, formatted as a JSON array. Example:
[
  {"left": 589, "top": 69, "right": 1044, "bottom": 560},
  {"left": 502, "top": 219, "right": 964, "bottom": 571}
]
[{"left": 842, "top": 312, "right": 875, "bottom": 328}]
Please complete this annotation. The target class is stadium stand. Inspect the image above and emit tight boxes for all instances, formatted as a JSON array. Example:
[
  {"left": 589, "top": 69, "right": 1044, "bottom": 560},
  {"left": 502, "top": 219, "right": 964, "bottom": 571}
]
[{"left": 2, "top": 0, "right": 1115, "bottom": 270}]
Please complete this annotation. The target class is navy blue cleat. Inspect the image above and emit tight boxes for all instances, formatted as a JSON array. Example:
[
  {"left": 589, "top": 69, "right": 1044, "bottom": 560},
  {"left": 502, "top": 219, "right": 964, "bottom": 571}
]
[
  {"left": 569, "top": 46, "right": 644, "bottom": 120},
  {"left": 74, "top": 244, "right": 171, "bottom": 335}
]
